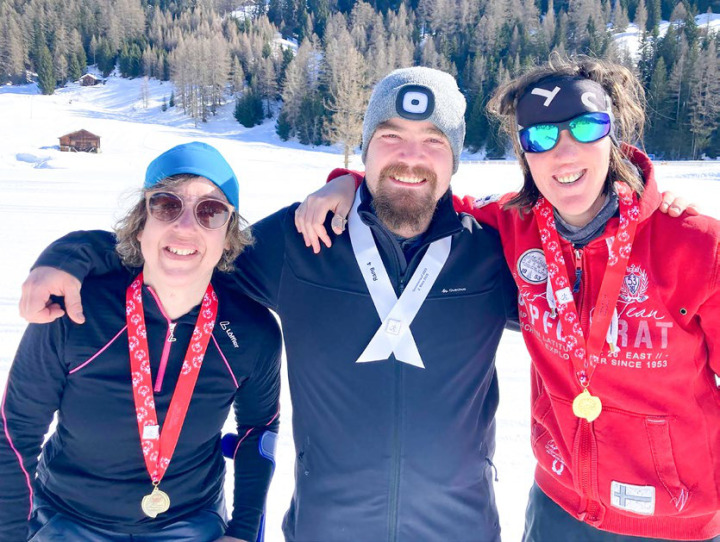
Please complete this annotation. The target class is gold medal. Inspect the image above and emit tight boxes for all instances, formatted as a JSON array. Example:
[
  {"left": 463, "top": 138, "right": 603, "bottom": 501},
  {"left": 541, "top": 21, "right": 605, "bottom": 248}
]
[
  {"left": 572, "top": 389, "right": 602, "bottom": 423},
  {"left": 141, "top": 485, "right": 171, "bottom": 518}
]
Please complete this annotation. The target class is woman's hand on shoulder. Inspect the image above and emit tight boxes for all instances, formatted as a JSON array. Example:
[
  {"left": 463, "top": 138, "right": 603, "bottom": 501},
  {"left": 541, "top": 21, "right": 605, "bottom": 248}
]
[{"left": 294, "top": 174, "right": 357, "bottom": 254}]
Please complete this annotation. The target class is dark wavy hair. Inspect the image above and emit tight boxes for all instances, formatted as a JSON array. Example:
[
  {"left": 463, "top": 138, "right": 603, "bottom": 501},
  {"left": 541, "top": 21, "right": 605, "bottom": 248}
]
[
  {"left": 114, "top": 174, "right": 253, "bottom": 272},
  {"left": 488, "top": 53, "right": 646, "bottom": 210}
]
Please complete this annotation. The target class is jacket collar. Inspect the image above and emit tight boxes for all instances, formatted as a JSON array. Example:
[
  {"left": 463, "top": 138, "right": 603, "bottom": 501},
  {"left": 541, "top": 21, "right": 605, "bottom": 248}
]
[{"left": 621, "top": 143, "right": 661, "bottom": 223}]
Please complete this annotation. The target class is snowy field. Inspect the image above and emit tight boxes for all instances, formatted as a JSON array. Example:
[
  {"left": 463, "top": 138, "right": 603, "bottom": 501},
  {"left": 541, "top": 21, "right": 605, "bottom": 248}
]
[{"left": 1, "top": 76, "right": 720, "bottom": 542}]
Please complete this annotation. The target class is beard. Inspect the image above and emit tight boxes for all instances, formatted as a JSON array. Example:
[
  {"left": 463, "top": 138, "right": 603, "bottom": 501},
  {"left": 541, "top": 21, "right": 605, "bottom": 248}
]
[{"left": 371, "top": 164, "right": 439, "bottom": 235}]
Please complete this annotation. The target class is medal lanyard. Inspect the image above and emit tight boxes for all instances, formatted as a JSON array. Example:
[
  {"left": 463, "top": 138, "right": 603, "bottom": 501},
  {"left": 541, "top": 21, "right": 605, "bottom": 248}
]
[
  {"left": 532, "top": 183, "right": 640, "bottom": 388},
  {"left": 126, "top": 274, "right": 218, "bottom": 485}
]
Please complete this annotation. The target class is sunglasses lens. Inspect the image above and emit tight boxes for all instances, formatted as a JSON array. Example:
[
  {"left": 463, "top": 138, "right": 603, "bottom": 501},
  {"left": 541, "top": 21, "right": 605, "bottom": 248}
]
[
  {"left": 195, "top": 199, "right": 231, "bottom": 229},
  {"left": 519, "top": 124, "right": 559, "bottom": 153},
  {"left": 148, "top": 192, "right": 183, "bottom": 222},
  {"left": 569, "top": 112, "right": 611, "bottom": 143}
]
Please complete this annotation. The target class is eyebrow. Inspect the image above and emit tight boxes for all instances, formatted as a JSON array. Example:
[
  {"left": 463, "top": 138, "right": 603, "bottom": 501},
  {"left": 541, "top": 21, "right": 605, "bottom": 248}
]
[{"left": 376, "top": 120, "right": 446, "bottom": 138}]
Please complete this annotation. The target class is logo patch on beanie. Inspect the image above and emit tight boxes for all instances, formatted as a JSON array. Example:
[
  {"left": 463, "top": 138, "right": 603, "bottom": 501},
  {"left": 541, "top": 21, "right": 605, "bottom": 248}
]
[{"left": 396, "top": 85, "right": 435, "bottom": 120}]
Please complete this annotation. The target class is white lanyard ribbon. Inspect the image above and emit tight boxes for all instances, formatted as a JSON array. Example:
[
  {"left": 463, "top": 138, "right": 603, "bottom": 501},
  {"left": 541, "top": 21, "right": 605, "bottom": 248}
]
[{"left": 348, "top": 191, "right": 452, "bottom": 368}]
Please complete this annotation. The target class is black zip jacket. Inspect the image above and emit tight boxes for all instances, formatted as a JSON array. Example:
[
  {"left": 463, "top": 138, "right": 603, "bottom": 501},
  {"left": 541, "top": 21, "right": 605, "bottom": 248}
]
[
  {"left": 26, "top": 183, "right": 518, "bottom": 542},
  {"left": 0, "top": 270, "right": 281, "bottom": 541}
]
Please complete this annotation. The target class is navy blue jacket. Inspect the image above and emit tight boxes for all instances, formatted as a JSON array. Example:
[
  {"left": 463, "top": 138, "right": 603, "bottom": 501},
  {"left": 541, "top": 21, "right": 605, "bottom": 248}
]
[
  {"left": 29, "top": 183, "right": 518, "bottom": 542},
  {"left": 0, "top": 270, "right": 281, "bottom": 541}
]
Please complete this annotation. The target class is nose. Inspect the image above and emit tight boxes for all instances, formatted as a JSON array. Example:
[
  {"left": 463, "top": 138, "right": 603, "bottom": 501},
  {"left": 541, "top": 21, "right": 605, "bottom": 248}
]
[
  {"left": 174, "top": 203, "right": 198, "bottom": 230},
  {"left": 548, "top": 129, "right": 580, "bottom": 161},
  {"left": 397, "top": 139, "right": 427, "bottom": 165}
]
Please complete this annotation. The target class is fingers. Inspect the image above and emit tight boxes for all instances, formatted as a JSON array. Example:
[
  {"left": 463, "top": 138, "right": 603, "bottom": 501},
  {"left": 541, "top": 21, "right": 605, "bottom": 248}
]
[
  {"left": 19, "top": 267, "right": 85, "bottom": 324},
  {"left": 295, "top": 195, "right": 334, "bottom": 253},
  {"left": 684, "top": 203, "right": 700, "bottom": 216},
  {"left": 331, "top": 203, "right": 352, "bottom": 236},
  {"left": 659, "top": 191, "right": 700, "bottom": 217},
  {"left": 63, "top": 281, "right": 85, "bottom": 324}
]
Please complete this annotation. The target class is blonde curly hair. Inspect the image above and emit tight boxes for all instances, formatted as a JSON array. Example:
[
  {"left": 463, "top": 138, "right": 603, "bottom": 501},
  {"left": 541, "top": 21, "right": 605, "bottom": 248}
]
[
  {"left": 114, "top": 174, "right": 253, "bottom": 273},
  {"left": 488, "top": 53, "right": 647, "bottom": 210}
]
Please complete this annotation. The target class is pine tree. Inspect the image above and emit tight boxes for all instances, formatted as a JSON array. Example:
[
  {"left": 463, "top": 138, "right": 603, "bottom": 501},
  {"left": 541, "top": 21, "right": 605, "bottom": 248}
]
[
  {"left": 323, "top": 28, "right": 369, "bottom": 167},
  {"left": 36, "top": 43, "right": 55, "bottom": 95},
  {"left": 688, "top": 39, "right": 720, "bottom": 158},
  {"left": 0, "top": 4, "right": 26, "bottom": 84},
  {"left": 634, "top": 0, "right": 648, "bottom": 32},
  {"left": 646, "top": 56, "right": 669, "bottom": 154},
  {"left": 234, "top": 90, "right": 264, "bottom": 127},
  {"left": 612, "top": 0, "right": 629, "bottom": 32}
]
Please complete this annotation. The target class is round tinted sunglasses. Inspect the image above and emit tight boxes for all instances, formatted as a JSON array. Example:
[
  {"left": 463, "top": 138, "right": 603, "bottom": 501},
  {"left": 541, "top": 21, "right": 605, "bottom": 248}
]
[
  {"left": 146, "top": 191, "right": 233, "bottom": 230},
  {"left": 518, "top": 112, "right": 613, "bottom": 153}
]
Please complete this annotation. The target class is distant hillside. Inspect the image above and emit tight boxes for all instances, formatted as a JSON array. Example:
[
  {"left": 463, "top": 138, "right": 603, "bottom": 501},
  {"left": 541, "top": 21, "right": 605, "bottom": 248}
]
[{"left": 1, "top": 0, "right": 719, "bottom": 158}]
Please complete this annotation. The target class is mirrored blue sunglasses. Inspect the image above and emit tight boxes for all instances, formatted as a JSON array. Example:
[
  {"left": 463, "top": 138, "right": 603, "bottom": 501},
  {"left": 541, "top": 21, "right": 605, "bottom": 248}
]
[{"left": 518, "top": 112, "right": 613, "bottom": 153}]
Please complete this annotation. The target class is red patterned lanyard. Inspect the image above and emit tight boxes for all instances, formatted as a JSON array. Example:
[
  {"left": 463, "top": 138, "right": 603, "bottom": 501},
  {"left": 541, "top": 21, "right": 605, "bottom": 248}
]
[
  {"left": 532, "top": 184, "right": 640, "bottom": 421},
  {"left": 126, "top": 274, "right": 218, "bottom": 498}
]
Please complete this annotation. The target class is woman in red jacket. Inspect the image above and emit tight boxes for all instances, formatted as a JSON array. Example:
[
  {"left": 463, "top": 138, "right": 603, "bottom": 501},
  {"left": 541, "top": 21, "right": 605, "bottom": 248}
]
[{"left": 296, "top": 56, "right": 720, "bottom": 541}]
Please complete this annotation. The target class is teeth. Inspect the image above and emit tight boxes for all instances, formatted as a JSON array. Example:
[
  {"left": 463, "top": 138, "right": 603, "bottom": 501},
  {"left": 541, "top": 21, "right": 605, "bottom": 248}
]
[
  {"left": 394, "top": 176, "right": 424, "bottom": 184},
  {"left": 168, "top": 247, "right": 196, "bottom": 256},
  {"left": 556, "top": 171, "right": 583, "bottom": 184}
]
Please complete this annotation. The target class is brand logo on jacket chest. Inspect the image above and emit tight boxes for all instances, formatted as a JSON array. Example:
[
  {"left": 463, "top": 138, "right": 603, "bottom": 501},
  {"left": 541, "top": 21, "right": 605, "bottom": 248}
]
[{"left": 219, "top": 321, "right": 239, "bottom": 348}]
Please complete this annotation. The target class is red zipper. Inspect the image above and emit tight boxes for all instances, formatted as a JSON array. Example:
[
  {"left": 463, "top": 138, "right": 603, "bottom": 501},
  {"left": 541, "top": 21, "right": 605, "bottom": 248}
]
[
  {"left": 574, "top": 248, "right": 600, "bottom": 524},
  {"left": 577, "top": 419, "right": 600, "bottom": 523}
]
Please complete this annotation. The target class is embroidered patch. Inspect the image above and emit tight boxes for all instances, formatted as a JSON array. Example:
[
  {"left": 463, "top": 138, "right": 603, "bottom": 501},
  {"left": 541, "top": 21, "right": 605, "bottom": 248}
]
[
  {"left": 472, "top": 194, "right": 501, "bottom": 209},
  {"left": 517, "top": 248, "right": 548, "bottom": 284},
  {"left": 620, "top": 264, "right": 649, "bottom": 303},
  {"left": 610, "top": 481, "right": 655, "bottom": 515}
]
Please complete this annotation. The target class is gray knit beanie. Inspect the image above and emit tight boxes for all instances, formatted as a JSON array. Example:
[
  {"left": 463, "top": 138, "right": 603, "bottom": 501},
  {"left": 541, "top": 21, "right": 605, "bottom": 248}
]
[{"left": 362, "top": 66, "right": 466, "bottom": 173}]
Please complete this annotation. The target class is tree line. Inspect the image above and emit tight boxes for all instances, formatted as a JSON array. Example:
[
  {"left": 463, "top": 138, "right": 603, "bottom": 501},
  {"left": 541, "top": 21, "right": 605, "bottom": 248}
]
[{"left": 1, "top": 0, "right": 719, "bottom": 159}]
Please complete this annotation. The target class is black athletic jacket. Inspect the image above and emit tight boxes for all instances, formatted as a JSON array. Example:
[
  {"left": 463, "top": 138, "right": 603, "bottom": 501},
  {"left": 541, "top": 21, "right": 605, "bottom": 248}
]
[
  {"left": 0, "top": 270, "right": 281, "bottom": 541},
  {"left": 25, "top": 183, "right": 518, "bottom": 542}
]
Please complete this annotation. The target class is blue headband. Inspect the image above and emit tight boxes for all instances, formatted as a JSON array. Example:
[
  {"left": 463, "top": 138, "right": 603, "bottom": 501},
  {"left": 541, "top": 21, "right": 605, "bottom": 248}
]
[{"left": 144, "top": 142, "right": 239, "bottom": 208}]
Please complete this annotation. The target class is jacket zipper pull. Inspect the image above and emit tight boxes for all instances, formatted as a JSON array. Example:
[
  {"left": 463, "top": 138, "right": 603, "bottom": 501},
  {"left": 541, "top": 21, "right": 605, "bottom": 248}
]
[
  {"left": 573, "top": 248, "right": 583, "bottom": 293},
  {"left": 167, "top": 322, "right": 177, "bottom": 342}
]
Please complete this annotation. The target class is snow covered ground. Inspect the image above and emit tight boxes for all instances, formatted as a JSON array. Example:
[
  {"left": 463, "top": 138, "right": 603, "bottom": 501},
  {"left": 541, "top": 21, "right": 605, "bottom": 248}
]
[
  {"left": 1, "top": 76, "right": 720, "bottom": 541},
  {"left": 613, "top": 12, "right": 720, "bottom": 60}
]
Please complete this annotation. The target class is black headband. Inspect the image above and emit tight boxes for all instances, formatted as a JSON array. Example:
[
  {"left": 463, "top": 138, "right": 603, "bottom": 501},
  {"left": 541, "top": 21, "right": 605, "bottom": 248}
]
[{"left": 516, "top": 76, "right": 614, "bottom": 130}]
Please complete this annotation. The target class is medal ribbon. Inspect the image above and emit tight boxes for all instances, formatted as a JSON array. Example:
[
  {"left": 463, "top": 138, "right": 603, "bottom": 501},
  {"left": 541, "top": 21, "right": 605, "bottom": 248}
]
[
  {"left": 532, "top": 183, "right": 640, "bottom": 387},
  {"left": 126, "top": 274, "right": 218, "bottom": 484},
  {"left": 348, "top": 191, "right": 452, "bottom": 368}
]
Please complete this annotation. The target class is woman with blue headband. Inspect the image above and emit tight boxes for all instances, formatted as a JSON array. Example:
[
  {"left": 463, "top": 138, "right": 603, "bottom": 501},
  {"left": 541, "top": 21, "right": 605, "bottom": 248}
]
[
  {"left": 0, "top": 142, "right": 280, "bottom": 541},
  {"left": 295, "top": 55, "right": 720, "bottom": 541}
]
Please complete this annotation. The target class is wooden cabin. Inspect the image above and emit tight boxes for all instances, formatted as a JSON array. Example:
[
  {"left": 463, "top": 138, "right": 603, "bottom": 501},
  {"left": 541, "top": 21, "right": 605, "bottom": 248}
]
[
  {"left": 80, "top": 73, "right": 101, "bottom": 86},
  {"left": 59, "top": 130, "right": 101, "bottom": 153}
]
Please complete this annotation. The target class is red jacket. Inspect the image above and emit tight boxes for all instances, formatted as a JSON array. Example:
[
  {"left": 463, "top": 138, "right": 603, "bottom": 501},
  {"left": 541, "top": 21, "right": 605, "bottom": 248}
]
[{"left": 453, "top": 147, "right": 720, "bottom": 539}]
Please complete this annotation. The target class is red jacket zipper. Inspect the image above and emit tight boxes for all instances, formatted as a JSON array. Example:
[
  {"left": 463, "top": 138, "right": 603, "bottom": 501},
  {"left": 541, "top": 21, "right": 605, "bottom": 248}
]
[{"left": 573, "top": 246, "right": 601, "bottom": 523}]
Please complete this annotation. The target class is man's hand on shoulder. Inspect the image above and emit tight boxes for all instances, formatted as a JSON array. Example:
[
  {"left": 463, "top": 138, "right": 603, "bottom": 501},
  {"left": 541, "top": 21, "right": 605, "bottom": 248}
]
[{"left": 19, "top": 267, "right": 85, "bottom": 324}]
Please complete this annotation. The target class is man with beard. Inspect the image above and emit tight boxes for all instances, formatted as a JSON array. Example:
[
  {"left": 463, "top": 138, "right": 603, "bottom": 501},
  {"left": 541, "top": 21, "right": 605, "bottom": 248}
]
[{"left": 19, "top": 67, "right": 518, "bottom": 542}]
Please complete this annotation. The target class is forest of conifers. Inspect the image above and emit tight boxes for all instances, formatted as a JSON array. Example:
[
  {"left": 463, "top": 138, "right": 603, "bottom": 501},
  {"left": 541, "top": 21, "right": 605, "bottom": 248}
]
[{"left": 1, "top": 0, "right": 719, "bottom": 159}]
